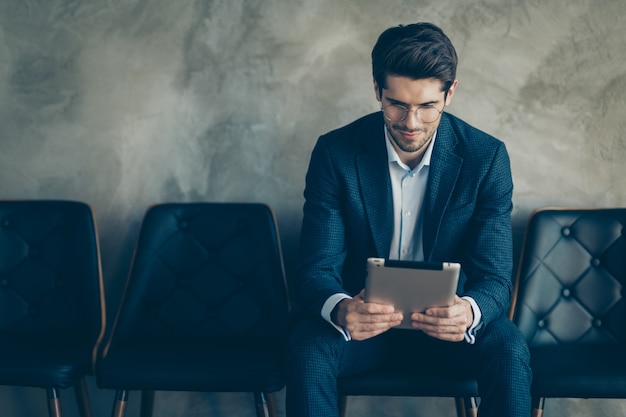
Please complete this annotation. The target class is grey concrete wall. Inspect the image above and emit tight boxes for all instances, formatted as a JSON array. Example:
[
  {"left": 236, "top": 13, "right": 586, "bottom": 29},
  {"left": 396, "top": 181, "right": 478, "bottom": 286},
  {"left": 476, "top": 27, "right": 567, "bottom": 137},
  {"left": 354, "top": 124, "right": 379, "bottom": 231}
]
[{"left": 1, "top": 0, "right": 625, "bottom": 416}]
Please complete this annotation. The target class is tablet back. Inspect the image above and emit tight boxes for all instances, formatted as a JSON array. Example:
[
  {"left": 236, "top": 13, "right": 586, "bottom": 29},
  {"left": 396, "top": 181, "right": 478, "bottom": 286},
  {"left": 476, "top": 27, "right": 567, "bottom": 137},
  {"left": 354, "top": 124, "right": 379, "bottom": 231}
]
[{"left": 364, "top": 258, "right": 461, "bottom": 329}]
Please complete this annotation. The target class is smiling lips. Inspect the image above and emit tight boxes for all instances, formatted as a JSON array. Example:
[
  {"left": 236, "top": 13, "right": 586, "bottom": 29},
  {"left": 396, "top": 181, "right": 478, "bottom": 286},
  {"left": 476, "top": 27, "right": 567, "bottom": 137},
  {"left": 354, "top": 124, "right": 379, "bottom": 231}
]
[{"left": 398, "top": 129, "right": 423, "bottom": 140}]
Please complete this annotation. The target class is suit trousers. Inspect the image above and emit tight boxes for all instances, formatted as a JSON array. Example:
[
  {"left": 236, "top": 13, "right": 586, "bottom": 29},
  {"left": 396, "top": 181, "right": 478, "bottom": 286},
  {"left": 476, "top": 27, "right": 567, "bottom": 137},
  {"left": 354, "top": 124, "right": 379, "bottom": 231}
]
[{"left": 285, "top": 316, "right": 531, "bottom": 417}]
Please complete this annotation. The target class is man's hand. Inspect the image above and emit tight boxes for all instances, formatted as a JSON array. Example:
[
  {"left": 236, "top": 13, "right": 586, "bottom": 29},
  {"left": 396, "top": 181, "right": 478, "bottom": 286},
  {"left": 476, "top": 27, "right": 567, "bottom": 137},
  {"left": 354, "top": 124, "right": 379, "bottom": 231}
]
[
  {"left": 333, "top": 290, "right": 403, "bottom": 341},
  {"left": 411, "top": 296, "right": 473, "bottom": 342}
]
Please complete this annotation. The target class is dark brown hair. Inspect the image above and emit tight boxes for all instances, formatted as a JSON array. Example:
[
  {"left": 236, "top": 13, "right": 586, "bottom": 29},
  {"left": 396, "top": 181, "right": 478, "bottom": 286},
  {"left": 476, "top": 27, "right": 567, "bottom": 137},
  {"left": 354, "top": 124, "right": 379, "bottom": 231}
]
[{"left": 372, "top": 22, "right": 458, "bottom": 95}]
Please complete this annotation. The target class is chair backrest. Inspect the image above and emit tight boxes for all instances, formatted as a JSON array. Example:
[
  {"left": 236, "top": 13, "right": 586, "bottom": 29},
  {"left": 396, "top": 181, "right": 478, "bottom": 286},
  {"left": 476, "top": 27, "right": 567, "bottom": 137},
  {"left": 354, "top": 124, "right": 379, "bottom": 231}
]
[
  {"left": 511, "top": 208, "right": 626, "bottom": 347},
  {"left": 104, "top": 202, "right": 289, "bottom": 351},
  {"left": 0, "top": 200, "right": 105, "bottom": 353}
]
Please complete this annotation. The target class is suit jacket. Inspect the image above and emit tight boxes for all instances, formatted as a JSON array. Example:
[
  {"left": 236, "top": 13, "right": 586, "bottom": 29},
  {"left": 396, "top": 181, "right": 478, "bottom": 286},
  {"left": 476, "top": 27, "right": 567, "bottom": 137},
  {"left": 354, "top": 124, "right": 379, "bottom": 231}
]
[{"left": 294, "top": 111, "right": 514, "bottom": 328}]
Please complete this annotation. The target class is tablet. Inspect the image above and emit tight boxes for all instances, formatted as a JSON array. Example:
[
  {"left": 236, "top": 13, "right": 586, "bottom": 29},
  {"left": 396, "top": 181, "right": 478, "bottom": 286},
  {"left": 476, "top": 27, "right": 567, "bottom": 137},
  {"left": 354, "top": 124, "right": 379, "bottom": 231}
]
[{"left": 364, "top": 257, "right": 461, "bottom": 329}]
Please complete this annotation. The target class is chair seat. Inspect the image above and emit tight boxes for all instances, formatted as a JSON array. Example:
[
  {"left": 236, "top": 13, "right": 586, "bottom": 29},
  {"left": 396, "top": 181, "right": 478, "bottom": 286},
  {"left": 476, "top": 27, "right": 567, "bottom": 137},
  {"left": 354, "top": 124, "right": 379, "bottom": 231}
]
[
  {"left": 530, "top": 345, "right": 626, "bottom": 398},
  {"left": 0, "top": 344, "right": 92, "bottom": 388},
  {"left": 338, "top": 369, "right": 479, "bottom": 398},
  {"left": 97, "top": 343, "right": 284, "bottom": 393}
]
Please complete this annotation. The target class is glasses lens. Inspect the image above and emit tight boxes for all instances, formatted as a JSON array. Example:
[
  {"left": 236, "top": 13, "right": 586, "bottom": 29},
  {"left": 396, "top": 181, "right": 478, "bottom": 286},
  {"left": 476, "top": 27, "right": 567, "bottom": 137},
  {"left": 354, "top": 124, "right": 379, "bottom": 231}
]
[
  {"left": 420, "top": 107, "right": 441, "bottom": 123},
  {"left": 382, "top": 105, "right": 407, "bottom": 122}
]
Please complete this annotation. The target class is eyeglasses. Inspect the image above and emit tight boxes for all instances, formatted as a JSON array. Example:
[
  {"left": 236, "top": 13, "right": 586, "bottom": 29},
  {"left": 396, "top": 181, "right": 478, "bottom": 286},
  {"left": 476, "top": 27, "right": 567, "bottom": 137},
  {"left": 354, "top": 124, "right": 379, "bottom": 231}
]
[{"left": 381, "top": 103, "right": 443, "bottom": 123}]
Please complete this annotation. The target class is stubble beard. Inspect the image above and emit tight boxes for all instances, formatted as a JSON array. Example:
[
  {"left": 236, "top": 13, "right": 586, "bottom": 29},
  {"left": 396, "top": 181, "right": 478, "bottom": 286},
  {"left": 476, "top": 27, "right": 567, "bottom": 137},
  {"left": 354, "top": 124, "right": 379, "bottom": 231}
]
[{"left": 388, "top": 123, "right": 434, "bottom": 155}]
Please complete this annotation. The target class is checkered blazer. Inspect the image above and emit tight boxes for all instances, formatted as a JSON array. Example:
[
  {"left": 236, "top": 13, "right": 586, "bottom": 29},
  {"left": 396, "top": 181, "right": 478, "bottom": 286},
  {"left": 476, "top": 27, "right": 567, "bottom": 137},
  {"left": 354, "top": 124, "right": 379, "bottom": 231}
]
[{"left": 295, "top": 111, "right": 514, "bottom": 329}]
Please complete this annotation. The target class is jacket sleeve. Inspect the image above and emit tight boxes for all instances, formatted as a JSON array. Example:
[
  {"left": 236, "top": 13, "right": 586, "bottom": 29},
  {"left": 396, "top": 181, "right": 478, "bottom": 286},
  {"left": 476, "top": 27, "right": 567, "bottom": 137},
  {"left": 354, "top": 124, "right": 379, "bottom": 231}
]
[
  {"left": 293, "top": 136, "right": 351, "bottom": 317},
  {"left": 459, "top": 141, "right": 514, "bottom": 326}
]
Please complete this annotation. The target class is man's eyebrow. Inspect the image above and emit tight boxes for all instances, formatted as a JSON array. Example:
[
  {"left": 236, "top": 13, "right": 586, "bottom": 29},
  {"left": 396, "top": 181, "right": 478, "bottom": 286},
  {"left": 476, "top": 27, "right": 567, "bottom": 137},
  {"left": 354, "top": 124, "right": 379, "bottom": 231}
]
[{"left": 385, "top": 97, "right": 440, "bottom": 107}]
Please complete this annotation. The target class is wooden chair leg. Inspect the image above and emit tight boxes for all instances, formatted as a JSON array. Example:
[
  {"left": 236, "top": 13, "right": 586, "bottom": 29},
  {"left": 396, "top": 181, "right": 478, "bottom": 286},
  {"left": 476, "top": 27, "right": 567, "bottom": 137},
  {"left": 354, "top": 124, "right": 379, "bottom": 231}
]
[
  {"left": 140, "top": 390, "right": 155, "bottom": 417},
  {"left": 74, "top": 377, "right": 93, "bottom": 417},
  {"left": 111, "top": 389, "right": 128, "bottom": 417},
  {"left": 454, "top": 397, "right": 466, "bottom": 417},
  {"left": 465, "top": 396, "right": 478, "bottom": 417},
  {"left": 455, "top": 396, "right": 478, "bottom": 417},
  {"left": 265, "top": 392, "right": 278, "bottom": 417},
  {"left": 254, "top": 391, "right": 278, "bottom": 417},
  {"left": 532, "top": 397, "right": 545, "bottom": 417},
  {"left": 47, "top": 388, "right": 63, "bottom": 417}
]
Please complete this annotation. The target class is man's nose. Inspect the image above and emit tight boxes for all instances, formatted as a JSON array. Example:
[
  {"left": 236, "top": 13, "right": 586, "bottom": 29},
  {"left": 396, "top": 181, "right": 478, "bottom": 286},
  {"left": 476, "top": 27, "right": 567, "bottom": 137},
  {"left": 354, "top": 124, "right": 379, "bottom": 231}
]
[{"left": 404, "top": 109, "right": 421, "bottom": 129}]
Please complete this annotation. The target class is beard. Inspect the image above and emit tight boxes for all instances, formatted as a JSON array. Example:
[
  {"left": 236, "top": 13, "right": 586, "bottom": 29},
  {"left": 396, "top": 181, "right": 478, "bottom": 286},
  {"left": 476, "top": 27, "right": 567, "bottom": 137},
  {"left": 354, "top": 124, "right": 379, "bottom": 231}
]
[{"left": 387, "top": 122, "right": 435, "bottom": 155}]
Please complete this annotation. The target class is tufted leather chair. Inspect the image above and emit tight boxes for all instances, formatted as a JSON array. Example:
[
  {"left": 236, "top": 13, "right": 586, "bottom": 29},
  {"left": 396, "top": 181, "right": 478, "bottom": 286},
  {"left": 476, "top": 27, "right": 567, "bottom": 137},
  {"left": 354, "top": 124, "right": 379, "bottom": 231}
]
[
  {"left": 0, "top": 200, "right": 106, "bottom": 417},
  {"left": 96, "top": 202, "right": 290, "bottom": 417},
  {"left": 511, "top": 207, "right": 626, "bottom": 416}
]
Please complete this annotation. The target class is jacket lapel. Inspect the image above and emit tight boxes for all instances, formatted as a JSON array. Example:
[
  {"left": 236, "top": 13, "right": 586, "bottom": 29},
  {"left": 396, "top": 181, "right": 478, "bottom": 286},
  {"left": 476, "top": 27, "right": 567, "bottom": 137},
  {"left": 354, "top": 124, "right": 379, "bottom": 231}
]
[
  {"left": 356, "top": 116, "right": 394, "bottom": 258},
  {"left": 423, "top": 114, "right": 463, "bottom": 260}
]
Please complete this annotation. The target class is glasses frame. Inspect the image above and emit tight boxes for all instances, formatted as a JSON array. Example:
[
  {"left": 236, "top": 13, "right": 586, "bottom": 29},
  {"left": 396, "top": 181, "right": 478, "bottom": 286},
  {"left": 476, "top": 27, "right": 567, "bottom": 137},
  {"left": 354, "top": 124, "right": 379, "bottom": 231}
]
[{"left": 381, "top": 103, "right": 444, "bottom": 124}]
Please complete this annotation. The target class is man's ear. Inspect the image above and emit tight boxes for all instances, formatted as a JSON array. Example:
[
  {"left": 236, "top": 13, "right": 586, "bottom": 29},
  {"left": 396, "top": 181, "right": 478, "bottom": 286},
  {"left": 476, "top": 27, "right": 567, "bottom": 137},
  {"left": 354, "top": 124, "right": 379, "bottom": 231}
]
[
  {"left": 373, "top": 80, "right": 382, "bottom": 102},
  {"left": 445, "top": 79, "right": 459, "bottom": 106}
]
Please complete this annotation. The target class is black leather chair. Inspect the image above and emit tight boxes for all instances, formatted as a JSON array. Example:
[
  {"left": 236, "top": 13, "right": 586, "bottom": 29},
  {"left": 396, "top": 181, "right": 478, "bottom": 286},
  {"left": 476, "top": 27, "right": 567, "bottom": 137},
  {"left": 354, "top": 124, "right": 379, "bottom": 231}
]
[
  {"left": 0, "top": 200, "right": 106, "bottom": 417},
  {"left": 96, "top": 202, "right": 290, "bottom": 417},
  {"left": 511, "top": 207, "right": 626, "bottom": 416}
]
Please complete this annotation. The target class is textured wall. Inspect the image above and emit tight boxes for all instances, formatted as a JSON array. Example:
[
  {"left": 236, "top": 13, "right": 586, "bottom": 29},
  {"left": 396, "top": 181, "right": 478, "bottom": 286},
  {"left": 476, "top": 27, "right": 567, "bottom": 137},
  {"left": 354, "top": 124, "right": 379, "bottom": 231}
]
[{"left": 1, "top": 0, "right": 625, "bottom": 416}]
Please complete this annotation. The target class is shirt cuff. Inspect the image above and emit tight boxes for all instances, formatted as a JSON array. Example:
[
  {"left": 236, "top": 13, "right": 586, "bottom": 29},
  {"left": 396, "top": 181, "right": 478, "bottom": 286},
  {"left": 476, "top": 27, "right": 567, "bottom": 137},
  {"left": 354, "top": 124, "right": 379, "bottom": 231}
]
[
  {"left": 322, "top": 293, "right": 353, "bottom": 341},
  {"left": 461, "top": 296, "right": 482, "bottom": 344}
]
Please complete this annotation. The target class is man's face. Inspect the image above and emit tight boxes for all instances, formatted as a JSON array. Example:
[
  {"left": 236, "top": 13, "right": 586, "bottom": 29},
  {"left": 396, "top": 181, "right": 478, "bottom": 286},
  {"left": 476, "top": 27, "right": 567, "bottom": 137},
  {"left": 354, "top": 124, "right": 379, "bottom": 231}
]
[{"left": 375, "top": 75, "right": 457, "bottom": 166}]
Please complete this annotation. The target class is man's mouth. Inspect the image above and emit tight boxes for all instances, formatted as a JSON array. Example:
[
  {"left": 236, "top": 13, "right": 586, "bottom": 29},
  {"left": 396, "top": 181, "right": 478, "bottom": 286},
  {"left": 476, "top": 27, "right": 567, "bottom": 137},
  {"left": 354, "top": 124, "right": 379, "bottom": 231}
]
[{"left": 397, "top": 129, "right": 422, "bottom": 139}]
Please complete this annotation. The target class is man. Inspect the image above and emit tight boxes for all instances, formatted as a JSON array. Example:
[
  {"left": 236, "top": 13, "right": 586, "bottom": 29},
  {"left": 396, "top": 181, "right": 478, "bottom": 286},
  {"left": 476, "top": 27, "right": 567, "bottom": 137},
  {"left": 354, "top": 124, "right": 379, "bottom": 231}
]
[{"left": 286, "top": 22, "right": 531, "bottom": 416}]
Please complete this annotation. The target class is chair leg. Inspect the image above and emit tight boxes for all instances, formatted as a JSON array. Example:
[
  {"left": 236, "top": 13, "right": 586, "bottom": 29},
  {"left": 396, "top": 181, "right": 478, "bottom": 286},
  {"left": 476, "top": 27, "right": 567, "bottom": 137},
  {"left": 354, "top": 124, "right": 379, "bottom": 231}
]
[
  {"left": 454, "top": 397, "right": 467, "bottom": 417},
  {"left": 111, "top": 389, "right": 129, "bottom": 417},
  {"left": 454, "top": 397, "right": 466, "bottom": 417},
  {"left": 265, "top": 392, "right": 278, "bottom": 417},
  {"left": 455, "top": 396, "right": 478, "bottom": 417},
  {"left": 74, "top": 377, "right": 94, "bottom": 417},
  {"left": 47, "top": 388, "right": 63, "bottom": 417},
  {"left": 532, "top": 397, "right": 545, "bottom": 417},
  {"left": 140, "top": 390, "right": 155, "bottom": 417},
  {"left": 254, "top": 392, "right": 278, "bottom": 417},
  {"left": 338, "top": 395, "right": 348, "bottom": 417},
  {"left": 465, "top": 397, "right": 478, "bottom": 417}
]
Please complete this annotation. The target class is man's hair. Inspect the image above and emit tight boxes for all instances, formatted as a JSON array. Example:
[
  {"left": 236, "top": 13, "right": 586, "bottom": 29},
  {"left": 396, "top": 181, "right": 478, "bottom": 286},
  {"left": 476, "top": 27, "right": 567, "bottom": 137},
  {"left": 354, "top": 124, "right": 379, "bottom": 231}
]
[{"left": 372, "top": 22, "right": 458, "bottom": 95}]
